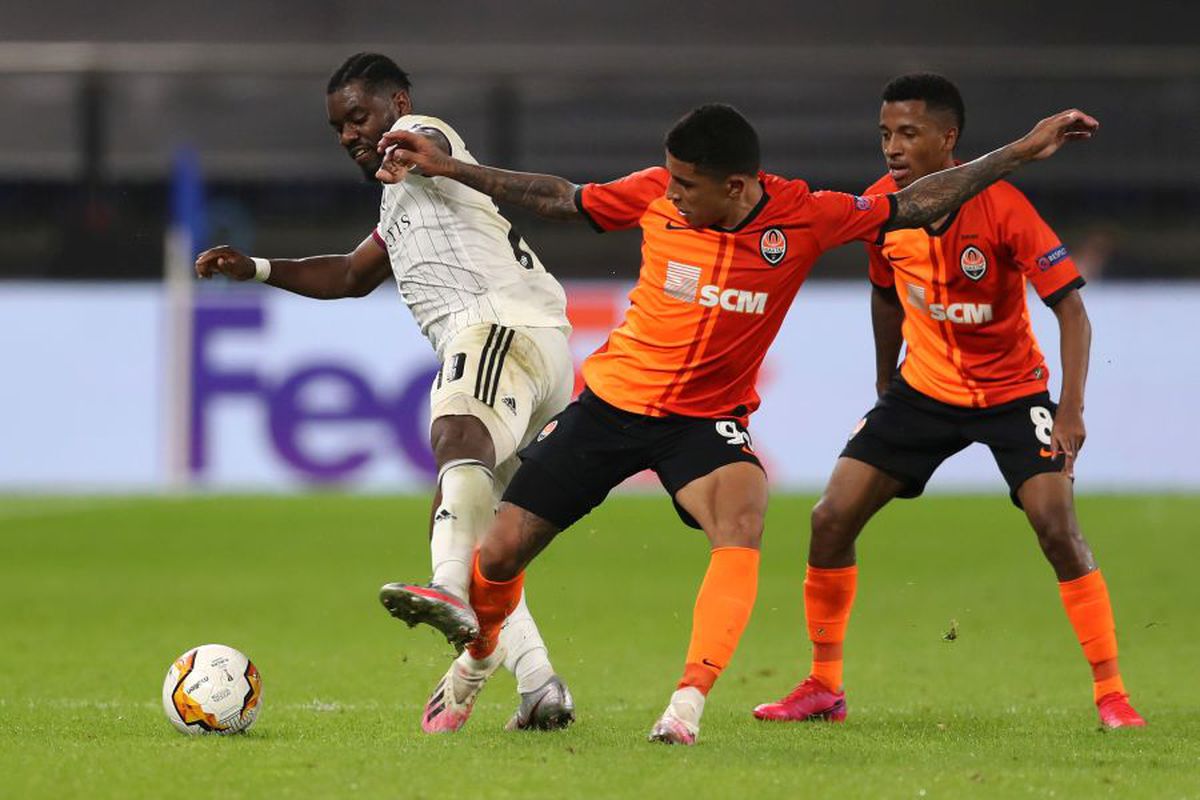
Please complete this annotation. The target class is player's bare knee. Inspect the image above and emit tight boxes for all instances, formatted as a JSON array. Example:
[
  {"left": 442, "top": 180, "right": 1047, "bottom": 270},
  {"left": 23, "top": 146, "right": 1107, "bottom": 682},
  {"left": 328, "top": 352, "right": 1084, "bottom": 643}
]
[
  {"left": 431, "top": 414, "right": 495, "bottom": 467},
  {"left": 1030, "top": 510, "right": 1083, "bottom": 557},
  {"left": 1027, "top": 499, "right": 1077, "bottom": 542},
  {"left": 811, "top": 497, "right": 853, "bottom": 542},
  {"left": 1042, "top": 524, "right": 1080, "bottom": 552},
  {"left": 709, "top": 509, "right": 764, "bottom": 549},
  {"left": 477, "top": 535, "right": 522, "bottom": 582}
]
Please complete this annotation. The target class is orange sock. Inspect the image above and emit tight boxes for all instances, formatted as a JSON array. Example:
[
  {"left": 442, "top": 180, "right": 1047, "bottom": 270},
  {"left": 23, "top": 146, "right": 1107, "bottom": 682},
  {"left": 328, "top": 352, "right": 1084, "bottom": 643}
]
[
  {"left": 677, "top": 546, "right": 760, "bottom": 695},
  {"left": 466, "top": 551, "right": 524, "bottom": 660},
  {"left": 1058, "top": 569, "right": 1125, "bottom": 701},
  {"left": 805, "top": 564, "right": 858, "bottom": 692}
]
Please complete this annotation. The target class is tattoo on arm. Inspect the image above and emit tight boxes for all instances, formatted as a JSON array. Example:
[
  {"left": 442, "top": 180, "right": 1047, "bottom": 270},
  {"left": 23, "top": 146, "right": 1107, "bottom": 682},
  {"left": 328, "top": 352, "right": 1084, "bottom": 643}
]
[
  {"left": 445, "top": 161, "right": 581, "bottom": 221},
  {"left": 889, "top": 143, "right": 1024, "bottom": 231}
]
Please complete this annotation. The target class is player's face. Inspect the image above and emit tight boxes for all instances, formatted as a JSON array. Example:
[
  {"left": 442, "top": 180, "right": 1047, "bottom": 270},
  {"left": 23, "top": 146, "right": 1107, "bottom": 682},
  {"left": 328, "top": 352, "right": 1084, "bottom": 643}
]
[
  {"left": 326, "top": 81, "right": 410, "bottom": 180},
  {"left": 879, "top": 100, "right": 958, "bottom": 188},
  {"left": 664, "top": 153, "right": 738, "bottom": 228}
]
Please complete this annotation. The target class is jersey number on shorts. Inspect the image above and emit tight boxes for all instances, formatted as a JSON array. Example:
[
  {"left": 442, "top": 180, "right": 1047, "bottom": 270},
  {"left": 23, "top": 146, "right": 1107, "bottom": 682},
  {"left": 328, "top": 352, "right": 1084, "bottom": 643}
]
[
  {"left": 1030, "top": 406, "right": 1054, "bottom": 445},
  {"left": 435, "top": 353, "right": 467, "bottom": 389},
  {"left": 716, "top": 420, "right": 752, "bottom": 449}
]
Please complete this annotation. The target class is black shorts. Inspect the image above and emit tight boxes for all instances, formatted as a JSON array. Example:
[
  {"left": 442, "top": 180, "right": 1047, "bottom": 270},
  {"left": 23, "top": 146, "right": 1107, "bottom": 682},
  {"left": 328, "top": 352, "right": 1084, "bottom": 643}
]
[
  {"left": 840, "top": 377, "right": 1067, "bottom": 508},
  {"left": 503, "top": 388, "right": 764, "bottom": 530}
]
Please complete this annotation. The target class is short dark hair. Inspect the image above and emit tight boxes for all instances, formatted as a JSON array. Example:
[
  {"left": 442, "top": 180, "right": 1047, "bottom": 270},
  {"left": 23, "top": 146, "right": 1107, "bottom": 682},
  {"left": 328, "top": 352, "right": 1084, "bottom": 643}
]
[
  {"left": 882, "top": 73, "right": 965, "bottom": 136},
  {"left": 327, "top": 52, "right": 411, "bottom": 96},
  {"left": 665, "top": 103, "right": 760, "bottom": 178}
]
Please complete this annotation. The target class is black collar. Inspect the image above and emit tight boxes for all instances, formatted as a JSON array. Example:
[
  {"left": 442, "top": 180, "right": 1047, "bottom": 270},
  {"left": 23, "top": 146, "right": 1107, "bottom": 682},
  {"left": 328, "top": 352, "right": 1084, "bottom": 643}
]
[
  {"left": 710, "top": 182, "right": 769, "bottom": 233},
  {"left": 925, "top": 206, "right": 959, "bottom": 237}
]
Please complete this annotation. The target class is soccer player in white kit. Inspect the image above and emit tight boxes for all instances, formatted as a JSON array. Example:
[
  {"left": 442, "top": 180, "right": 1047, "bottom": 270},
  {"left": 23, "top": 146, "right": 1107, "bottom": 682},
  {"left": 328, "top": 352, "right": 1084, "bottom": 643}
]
[{"left": 194, "top": 53, "right": 575, "bottom": 733}]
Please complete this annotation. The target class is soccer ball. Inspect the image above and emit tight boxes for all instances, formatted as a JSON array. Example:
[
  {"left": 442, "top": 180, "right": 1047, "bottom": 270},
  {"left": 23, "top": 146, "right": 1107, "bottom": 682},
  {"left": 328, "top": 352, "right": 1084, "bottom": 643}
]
[{"left": 162, "top": 643, "right": 263, "bottom": 735}]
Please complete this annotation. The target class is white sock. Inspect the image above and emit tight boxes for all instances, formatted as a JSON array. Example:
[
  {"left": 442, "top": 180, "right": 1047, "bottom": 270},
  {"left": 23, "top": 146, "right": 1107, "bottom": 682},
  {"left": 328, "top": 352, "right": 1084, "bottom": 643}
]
[
  {"left": 667, "top": 687, "right": 706, "bottom": 731},
  {"left": 429, "top": 460, "right": 494, "bottom": 600},
  {"left": 456, "top": 647, "right": 504, "bottom": 676},
  {"left": 451, "top": 647, "right": 505, "bottom": 702},
  {"left": 500, "top": 591, "right": 556, "bottom": 693}
]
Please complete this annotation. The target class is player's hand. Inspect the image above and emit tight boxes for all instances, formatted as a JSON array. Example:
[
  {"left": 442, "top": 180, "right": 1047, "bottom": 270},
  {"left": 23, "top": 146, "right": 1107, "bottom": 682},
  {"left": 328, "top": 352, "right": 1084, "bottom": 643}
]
[
  {"left": 375, "top": 129, "right": 454, "bottom": 183},
  {"left": 1013, "top": 110, "right": 1100, "bottom": 162},
  {"left": 1050, "top": 406, "right": 1086, "bottom": 479},
  {"left": 374, "top": 146, "right": 412, "bottom": 184},
  {"left": 195, "top": 245, "right": 255, "bottom": 281}
]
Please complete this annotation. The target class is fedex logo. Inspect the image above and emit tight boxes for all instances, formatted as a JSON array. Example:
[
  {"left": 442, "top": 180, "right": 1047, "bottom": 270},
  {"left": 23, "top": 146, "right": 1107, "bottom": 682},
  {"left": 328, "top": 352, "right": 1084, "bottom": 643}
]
[
  {"left": 663, "top": 261, "right": 767, "bottom": 315},
  {"left": 929, "top": 302, "right": 993, "bottom": 324},
  {"left": 189, "top": 302, "right": 438, "bottom": 483}
]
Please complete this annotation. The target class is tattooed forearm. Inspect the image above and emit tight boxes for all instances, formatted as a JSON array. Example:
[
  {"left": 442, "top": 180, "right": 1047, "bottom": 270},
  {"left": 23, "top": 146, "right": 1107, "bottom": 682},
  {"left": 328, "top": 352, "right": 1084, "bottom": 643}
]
[
  {"left": 445, "top": 161, "right": 581, "bottom": 221},
  {"left": 889, "top": 142, "right": 1024, "bottom": 231}
]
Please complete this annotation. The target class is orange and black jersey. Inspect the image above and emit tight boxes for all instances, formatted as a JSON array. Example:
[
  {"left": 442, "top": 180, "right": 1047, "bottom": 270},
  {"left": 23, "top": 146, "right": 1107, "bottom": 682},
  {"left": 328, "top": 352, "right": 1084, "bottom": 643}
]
[
  {"left": 575, "top": 166, "right": 896, "bottom": 420},
  {"left": 867, "top": 174, "right": 1084, "bottom": 408}
]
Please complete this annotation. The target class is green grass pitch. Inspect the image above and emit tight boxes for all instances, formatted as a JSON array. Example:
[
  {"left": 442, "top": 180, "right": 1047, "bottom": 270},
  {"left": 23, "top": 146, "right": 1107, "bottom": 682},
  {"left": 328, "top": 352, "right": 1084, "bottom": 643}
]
[{"left": 1, "top": 493, "right": 1197, "bottom": 798}]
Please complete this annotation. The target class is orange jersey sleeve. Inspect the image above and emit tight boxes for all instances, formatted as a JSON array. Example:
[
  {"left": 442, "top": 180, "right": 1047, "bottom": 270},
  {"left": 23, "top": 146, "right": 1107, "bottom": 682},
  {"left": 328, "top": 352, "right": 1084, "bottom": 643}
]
[
  {"left": 808, "top": 191, "right": 896, "bottom": 251},
  {"left": 575, "top": 167, "right": 670, "bottom": 232},
  {"left": 861, "top": 175, "right": 898, "bottom": 289},
  {"left": 866, "top": 242, "right": 894, "bottom": 288},
  {"left": 992, "top": 182, "right": 1084, "bottom": 305}
]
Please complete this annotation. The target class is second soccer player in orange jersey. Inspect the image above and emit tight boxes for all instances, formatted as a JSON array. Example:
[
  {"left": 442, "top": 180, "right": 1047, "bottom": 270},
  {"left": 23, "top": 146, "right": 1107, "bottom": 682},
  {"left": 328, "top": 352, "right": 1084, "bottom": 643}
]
[
  {"left": 753, "top": 74, "right": 1144, "bottom": 730},
  {"left": 373, "top": 99, "right": 1100, "bottom": 743}
]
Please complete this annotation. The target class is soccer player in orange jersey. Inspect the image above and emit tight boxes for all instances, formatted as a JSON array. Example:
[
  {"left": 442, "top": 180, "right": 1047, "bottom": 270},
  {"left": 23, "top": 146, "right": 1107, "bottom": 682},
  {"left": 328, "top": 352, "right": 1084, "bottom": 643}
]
[
  {"left": 373, "top": 101, "right": 1099, "bottom": 743},
  {"left": 753, "top": 74, "right": 1143, "bottom": 730}
]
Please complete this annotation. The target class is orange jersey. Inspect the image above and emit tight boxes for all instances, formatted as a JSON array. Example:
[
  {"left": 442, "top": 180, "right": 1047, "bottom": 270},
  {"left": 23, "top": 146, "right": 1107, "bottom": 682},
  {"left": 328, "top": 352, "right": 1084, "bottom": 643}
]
[
  {"left": 866, "top": 174, "right": 1084, "bottom": 408},
  {"left": 576, "top": 167, "right": 895, "bottom": 419}
]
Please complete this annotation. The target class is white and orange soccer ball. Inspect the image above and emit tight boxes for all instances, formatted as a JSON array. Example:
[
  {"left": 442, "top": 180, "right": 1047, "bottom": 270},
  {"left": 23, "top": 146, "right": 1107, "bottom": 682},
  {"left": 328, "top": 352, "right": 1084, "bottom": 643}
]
[{"left": 162, "top": 644, "right": 263, "bottom": 735}]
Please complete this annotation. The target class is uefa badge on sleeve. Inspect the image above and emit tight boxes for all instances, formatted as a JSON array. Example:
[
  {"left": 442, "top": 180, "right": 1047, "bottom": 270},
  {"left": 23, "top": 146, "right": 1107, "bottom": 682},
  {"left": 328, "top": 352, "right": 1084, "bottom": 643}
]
[
  {"left": 960, "top": 245, "right": 988, "bottom": 281},
  {"left": 759, "top": 227, "right": 787, "bottom": 266}
]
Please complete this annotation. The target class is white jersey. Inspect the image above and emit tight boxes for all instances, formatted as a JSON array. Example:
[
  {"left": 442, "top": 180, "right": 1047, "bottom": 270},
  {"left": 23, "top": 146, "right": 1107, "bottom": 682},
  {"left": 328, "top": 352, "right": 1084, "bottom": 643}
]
[{"left": 373, "top": 114, "right": 570, "bottom": 356}]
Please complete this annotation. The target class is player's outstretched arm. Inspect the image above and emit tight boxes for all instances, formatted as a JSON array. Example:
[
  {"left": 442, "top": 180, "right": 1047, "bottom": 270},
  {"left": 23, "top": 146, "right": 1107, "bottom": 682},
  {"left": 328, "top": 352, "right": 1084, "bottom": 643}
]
[
  {"left": 887, "top": 109, "right": 1099, "bottom": 231},
  {"left": 375, "top": 130, "right": 581, "bottom": 222},
  {"left": 194, "top": 237, "right": 391, "bottom": 299}
]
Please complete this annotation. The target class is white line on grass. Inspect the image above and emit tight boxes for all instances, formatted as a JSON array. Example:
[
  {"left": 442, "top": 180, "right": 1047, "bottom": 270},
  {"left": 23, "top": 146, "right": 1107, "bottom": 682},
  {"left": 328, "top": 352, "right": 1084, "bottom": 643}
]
[
  {"left": 5, "top": 698, "right": 425, "bottom": 713},
  {"left": 0, "top": 498, "right": 140, "bottom": 524},
  {"left": 5, "top": 697, "right": 667, "bottom": 716}
]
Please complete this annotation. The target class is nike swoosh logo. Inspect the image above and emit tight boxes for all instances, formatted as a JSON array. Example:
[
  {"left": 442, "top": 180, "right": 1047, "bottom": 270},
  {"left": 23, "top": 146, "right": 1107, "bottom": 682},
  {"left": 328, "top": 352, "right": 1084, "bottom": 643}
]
[
  {"left": 702, "top": 658, "right": 722, "bottom": 669},
  {"left": 1039, "top": 448, "right": 1056, "bottom": 458},
  {"left": 665, "top": 222, "right": 691, "bottom": 230}
]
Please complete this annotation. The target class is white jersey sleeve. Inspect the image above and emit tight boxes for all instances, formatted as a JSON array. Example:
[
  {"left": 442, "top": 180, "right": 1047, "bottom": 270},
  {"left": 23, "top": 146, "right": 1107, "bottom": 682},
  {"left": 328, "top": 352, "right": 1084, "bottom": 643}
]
[{"left": 375, "top": 114, "right": 570, "bottom": 356}]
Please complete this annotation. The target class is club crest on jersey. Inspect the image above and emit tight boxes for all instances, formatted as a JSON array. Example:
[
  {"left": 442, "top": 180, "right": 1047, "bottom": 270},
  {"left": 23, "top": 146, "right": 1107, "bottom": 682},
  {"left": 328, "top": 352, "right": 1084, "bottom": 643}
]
[
  {"left": 960, "top": 245, "right": 988, "bottom": 281},
  {"left": 759, "top": 227, "right": 788, "bottom": 265},
  {"left": 536, "top": 420, "right": 558, "bottom": 442}
]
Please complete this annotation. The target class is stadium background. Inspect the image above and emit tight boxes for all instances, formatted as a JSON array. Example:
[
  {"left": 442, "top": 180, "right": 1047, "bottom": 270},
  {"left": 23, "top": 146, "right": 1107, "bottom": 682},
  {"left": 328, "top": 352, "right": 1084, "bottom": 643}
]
[{"left": 2, "top": 0, "right": 1198, "bottom": 492}]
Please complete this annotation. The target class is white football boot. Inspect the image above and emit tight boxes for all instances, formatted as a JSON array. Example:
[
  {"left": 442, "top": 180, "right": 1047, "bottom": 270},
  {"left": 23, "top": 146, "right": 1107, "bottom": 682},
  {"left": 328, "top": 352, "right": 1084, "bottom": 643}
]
[{"left": 647, "top": 686, "right": 705, "bottom": 745}]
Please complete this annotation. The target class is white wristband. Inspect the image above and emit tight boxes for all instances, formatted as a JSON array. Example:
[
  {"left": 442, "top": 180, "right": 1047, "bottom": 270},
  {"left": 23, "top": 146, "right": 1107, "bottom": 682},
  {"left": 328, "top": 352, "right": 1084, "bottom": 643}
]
[{"left": 251, "top": 257, "right": 271, "bottom": 283}]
